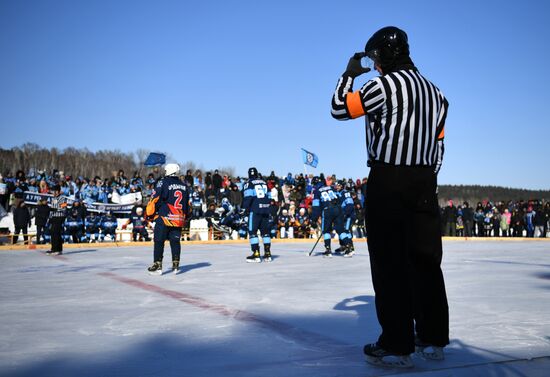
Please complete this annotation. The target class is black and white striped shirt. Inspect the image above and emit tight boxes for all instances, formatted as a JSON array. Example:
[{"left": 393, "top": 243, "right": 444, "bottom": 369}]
[
  {"left": 331, "top": 68, "right": 448, "bottom": 172},
  {"left": 49, "top": 196, "right": 68, "bottom": 218}
]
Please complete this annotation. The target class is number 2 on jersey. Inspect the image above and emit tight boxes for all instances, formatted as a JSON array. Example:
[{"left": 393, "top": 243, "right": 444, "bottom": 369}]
[{"left": 174, "top": 190, "right": 183, "bottom": 209}]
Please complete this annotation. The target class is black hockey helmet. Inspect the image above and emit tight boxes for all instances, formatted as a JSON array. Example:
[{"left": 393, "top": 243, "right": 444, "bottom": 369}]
[
  {"left": 364, "top": 26, "right": 410, "bottom": 71},
  {"left": 248, "top": 167, "right": 258, "bottom": 179},
  {"left": 311, "top": 176, "right": 321, "bottom": 186}
]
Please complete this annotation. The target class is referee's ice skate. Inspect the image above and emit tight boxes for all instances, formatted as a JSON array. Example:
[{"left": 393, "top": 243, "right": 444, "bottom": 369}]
[{"left": 363, "top": 343, "right": 413, "bottom": 368}]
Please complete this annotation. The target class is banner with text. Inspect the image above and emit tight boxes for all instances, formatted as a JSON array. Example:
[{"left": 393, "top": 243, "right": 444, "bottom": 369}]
[{"left": 23, "top": 191, "right": 136, "bottom": 214}]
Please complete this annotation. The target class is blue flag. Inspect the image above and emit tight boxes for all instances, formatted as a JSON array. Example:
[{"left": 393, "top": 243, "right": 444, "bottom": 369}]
[
  {"left": 144, "top": 152, "right": 166, "bottom": 167},
  {"left": 301, "top": 148, "right": 318, "bottom": 168}
]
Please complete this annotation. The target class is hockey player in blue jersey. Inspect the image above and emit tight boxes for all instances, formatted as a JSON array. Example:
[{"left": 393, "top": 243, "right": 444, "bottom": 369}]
[
  {"left": 242, "top": 167, "right": 272, "bottom": 262},
  {"left": 219, "top": 197, "right": 235, "bottom": 227},
  {"left": 65, "top": 213, "right": 85, "bottom": 243},
  {"left": 335, "top": 180, "right": 356, "bottom": 257},
  {"left": 85, "top": 211, "right": 101, "bottom": 242},
  {"left": 100, "top": 212, "right": 118, "bottom": 242},
  {"left": 190, "top": 189, "right": 204, "bottom": 219},
  {"left": 310, "top": 176, "right": 341, "bottom": 257}
]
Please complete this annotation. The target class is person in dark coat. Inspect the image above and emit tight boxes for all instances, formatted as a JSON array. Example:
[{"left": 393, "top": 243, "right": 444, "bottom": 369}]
[
  {"left": 228, "top": 184, "right": 243, "bottom": 210},
  {"left": 71, "top": 200, "right": 87, "bottom": 221},
  {"left": 461, "top": 202, "right": 474, "bottom": 237},
  {"left": 34, "top": 199, "right": 50, "bottom": 244},
  {"left": 13, "top": 201, "right": 31, "bottom": 244},
  {"left": 442, "top": 200, "right": 457, "bottom": 236},
  {"left": 212, "top": 169, "right": 222, "bottom": 192}
]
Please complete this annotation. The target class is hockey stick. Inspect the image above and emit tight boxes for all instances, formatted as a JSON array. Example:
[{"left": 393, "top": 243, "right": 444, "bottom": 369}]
[{"left": 308, "top": 232, "right": 323, "bottom": 256}]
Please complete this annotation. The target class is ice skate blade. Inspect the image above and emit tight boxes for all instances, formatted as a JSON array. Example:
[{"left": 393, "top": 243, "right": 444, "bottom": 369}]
[
  {"left": 365, "top": 354, "right": 413, "bottom": 368},
  {"left": 263, "top": 257, "right": 272, "bottom": 262},
  {"left": 148, "top": 270, "right": 163, "bottom": 276},
  {"left": 415, "top": 345, "right": 444, "bottom": 360},
  {"left": 323, "top": 254, "right": 332, "bottom": 258},
  {"left": 246, "top": 258, "right": 261, "bottom": 263}
]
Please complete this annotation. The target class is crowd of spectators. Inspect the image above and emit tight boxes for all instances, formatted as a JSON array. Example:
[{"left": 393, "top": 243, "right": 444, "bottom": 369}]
[
  {"left": 441, "top": 199, "right": 550, "bottom": 238},
  {"left": 1, "top": 167, "right": 549, "bottom": 245}
]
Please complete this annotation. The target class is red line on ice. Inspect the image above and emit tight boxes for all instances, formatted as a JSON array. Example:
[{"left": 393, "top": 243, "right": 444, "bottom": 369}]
[{"left": 98, "top": 271, "right": 353, "bottom": 352}]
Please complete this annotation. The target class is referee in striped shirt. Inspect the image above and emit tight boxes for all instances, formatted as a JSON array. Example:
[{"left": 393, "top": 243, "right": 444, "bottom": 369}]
[
  {"left": 331, "top": 26, "right": 449, "bottom": 366},
  {"left": 47, "top": 185, "right": 68, "bottom": 255}
]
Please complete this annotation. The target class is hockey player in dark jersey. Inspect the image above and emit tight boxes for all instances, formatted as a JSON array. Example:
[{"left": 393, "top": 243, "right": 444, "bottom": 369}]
[
  {"left": 99, "top": 212, "right": 118, "bottom": 242},
  {"left": 122, "top": 207, "right": 151, "bottom": 241},
  {"left": 310, "top": 176, "right": 341, "bottom": 257},
  {"left": 242, "top": 167, "right": 272, "bottom": 262},
  {"left": 145, "top": 163, "right": 189, "bottom": 275},
  {"left": 85, "top": 211, "right": 101, "bottom": 242},
  {"left": 64, "top": 214, "right": 82, "bottom": 243},
  {"left": 334, "top": 180, "right": 356, "bottom": 257}
]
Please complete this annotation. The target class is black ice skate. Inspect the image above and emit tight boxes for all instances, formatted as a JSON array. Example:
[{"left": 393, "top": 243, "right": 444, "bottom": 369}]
[
  {"left": 414, "top": 336, "right": 444, "bottom": 360},
  {"left": 263, "top": 245, "right": 272, "bottom": 262},
  {"left": 323, "top": 246, "right": 332, "bottom": 258},
  {"left": 246, "top": 250, "right": 261, "bottom": 263},
  {"left": 363, "top": 343, "right": 413, "bottom": 368},
  {"left": 147, "top": 261, "right": 163, "bottom": 275},
  {"left": 334, "top": 246, "right": 343, "bottom": 255},
  {"left": 172, "top": 260, "right": 180, "bottom": 274},
  {"left": 343, "top": 245, "right": 354, "bottom": 258}
]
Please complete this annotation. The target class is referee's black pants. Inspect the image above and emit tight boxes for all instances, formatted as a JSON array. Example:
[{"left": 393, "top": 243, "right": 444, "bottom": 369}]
[
  {"left": 50, "top": 217, "right": 65, "bottom": 252},
  {"left": 365, "top": 164, "right": 449, "bottom": 355}
]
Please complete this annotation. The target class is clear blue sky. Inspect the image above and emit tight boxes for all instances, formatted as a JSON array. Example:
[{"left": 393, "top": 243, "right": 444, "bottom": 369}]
[{"left": 1, "top": 0, "right": 549, "bottom": 189}]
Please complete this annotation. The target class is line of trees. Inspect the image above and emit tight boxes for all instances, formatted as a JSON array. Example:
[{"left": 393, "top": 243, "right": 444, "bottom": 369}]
[
  {"left": 438, "top": 185, "right": 550, "bottom": 205},
  {"left": 0, "top": 143, "right": 235, "bottom": 180}
]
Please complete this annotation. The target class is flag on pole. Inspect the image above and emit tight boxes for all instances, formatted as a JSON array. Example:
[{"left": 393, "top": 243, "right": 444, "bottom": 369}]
[
  {"left": 301, "top": 148, "right": 319, "bottom": 168},
  {"left": 144, "top": 152, "right": 166, "bottom": 167}
]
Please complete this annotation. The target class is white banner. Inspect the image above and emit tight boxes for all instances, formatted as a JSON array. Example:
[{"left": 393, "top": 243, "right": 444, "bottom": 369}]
[{"left": 111, "top": 191, "right": 142, "bottom": 205}]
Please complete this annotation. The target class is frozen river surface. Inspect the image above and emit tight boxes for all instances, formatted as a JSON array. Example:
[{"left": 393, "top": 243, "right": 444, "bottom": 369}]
[{"left": 1, "top": 239, "right": 550, "bottom": 376}]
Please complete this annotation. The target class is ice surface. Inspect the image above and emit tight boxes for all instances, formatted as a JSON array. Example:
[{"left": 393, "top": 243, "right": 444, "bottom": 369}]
[{"left": 1, "top": 240, "right": 550, "bottom": 376}]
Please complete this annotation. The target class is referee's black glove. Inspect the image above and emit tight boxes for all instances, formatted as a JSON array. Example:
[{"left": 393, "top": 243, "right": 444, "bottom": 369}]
[{"left": 344, "top": 53, "right": 371, "bottom": 78}]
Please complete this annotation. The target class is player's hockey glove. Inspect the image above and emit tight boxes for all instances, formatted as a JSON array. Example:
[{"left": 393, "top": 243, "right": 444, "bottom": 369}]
[{"left": 344, "top": 52, "right": 371, "bottom": 78}]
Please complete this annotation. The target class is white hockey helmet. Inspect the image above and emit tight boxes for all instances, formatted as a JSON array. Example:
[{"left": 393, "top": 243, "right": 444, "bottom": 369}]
[
  {"left": 136, "top": 207, "right": 143, "bottom": 215},
  {"left": 165, "top": 163, "right": 180, "bottom": 176}
]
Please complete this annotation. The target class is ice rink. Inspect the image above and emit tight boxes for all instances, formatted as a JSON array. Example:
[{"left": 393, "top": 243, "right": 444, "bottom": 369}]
[{"left": 1, "top": 239, "right": 550, "bottom": 377}]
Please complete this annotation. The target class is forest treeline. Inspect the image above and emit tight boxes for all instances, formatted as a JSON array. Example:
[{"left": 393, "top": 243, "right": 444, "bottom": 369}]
[
  {"left": 437, "top": 185, "right": 550, "bottom": 204},
  {"left": 1, "top": 144, "right": 548, "bottom": 203},
  {"left": 0, "top": 143, "right": 235, "bottom": 180}
]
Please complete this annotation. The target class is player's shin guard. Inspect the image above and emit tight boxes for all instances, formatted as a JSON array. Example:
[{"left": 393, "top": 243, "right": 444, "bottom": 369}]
[{"left": 323, "top": 233, "right": 331, "bottom": 250}]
